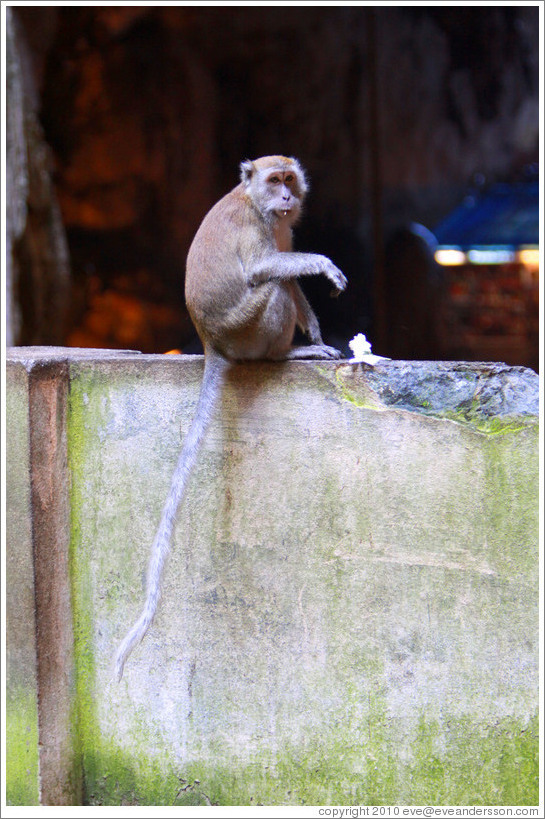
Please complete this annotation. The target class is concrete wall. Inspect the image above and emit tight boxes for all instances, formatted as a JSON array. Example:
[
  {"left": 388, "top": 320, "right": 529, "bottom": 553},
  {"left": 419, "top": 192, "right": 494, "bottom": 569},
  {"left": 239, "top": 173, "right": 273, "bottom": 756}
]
[
  {"left": 5, "top": 348, "right": 540, "bottom": 806},
  {"left": 5, "top": 357, "right": 40, "bottom": 805}
]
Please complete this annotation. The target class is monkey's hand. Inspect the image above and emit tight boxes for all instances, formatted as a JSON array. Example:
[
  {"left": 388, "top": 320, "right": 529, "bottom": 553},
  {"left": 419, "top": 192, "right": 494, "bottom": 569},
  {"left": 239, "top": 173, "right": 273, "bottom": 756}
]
[{"left": 322, "top": 260, "right": 348, "bottom": 297}]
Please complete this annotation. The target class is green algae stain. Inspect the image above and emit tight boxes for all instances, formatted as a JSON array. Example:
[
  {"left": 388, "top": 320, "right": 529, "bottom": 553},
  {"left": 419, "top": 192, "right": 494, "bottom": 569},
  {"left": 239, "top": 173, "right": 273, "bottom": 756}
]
[
  {"left": 67, "top": 370, "right": 109, "bottom": 801},
  {"left": 435, "top": 410, "right": 537, "bottom": 436},
  {"left": 79, "top": 714, "right": 538, "bottom": 806},
  {"left": 64, "top": 366, "right": 539, "bottom": 807},
  {"left": 407, "top": 715, "right": 539, "bottom": 806},
  {"left": 335, "top": 368, "right": 387, "bottom": 411},
  {"left": 5, "top": 688, "right": 40, "bottom": 806}
]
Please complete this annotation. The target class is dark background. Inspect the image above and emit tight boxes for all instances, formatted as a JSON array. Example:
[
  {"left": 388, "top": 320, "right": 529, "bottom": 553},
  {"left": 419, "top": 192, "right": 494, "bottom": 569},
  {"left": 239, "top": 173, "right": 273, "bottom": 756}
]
[{"left": 6, "top": 5, "right": 540, "bottom": 366}]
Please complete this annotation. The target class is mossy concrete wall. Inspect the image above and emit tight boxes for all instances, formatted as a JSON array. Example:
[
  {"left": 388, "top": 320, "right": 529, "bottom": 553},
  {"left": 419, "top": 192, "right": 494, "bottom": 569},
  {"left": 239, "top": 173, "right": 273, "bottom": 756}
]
[
  {"left": 5, "top": 360, "right": 40, "bottom": 806},
  {"left": 5, "top": 348, "right": 540, "bottom": 806}
]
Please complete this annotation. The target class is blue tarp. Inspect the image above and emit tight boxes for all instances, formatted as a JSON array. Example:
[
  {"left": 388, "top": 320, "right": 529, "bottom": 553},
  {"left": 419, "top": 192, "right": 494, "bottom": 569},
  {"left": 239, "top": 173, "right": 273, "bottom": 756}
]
[{"left": 433, "top": 181, "right": 539, "bottom": 249}]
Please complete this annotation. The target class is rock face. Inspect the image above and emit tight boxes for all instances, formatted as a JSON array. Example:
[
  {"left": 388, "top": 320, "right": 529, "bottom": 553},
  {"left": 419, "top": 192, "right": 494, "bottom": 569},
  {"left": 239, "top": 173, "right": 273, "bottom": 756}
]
[
  {"left": 6, "top": 349, "right": 539, "bottom": 806},
  {"left": 341, "top": 359, "right": 539, "bottom": 421},
  {"left": 5, "top": 8, "right": 70, "bottom": 347}
]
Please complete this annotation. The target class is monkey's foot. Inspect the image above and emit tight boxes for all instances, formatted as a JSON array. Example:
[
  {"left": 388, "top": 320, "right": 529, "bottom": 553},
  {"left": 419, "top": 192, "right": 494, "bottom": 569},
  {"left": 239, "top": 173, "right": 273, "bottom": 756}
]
[{"left": 287, "top": 344, "right": 343, "bottom": 360}]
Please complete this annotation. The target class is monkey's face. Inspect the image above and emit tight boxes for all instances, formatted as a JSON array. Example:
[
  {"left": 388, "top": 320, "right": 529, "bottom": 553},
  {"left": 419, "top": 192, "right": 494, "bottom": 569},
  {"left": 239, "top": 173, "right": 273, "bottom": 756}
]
[
  {"left": 272, "top": 172, "right": 304, "bottom": 220},
  {"left": 241, "top": 156, "right": 308, "bottom": 224}
]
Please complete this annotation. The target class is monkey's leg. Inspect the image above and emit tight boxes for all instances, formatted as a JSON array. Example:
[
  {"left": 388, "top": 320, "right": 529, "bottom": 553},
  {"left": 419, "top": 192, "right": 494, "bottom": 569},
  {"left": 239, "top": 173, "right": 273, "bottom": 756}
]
[
  {"left": 290, "top": 283, "right": 343, "bottom": 360},
  {"left": 292, "top": 282, "right": 324, "bottom": 344},
  {"left": 285, "top": 344, "right": 343, "bottom": 360}
]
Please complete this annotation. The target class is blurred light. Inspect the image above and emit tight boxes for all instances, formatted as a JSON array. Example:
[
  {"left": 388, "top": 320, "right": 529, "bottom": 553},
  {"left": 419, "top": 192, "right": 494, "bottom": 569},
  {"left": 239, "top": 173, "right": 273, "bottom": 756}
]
[
  {"left": 516, "top": 247, "right": 539, "bottom": 269},
  {"left": 466, "top": 247, "right": 516, "bottom": 265},
  {"left": 435, "top": 248, "right": 466, "bottom": 266},
  {"left": 436, "top": 244, "right": 540, "bottom": 268},
  {"left": 410, "top": 222, "right": 438, "bottom": 251}
]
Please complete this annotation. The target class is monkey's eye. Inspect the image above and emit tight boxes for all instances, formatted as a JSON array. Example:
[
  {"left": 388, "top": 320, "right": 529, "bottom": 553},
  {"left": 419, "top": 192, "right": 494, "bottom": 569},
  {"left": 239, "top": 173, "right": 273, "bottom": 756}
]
[
  {"left": 285, "top": 174, "right": 294, "bottom": 183},
  {"left": 268, "top": 176, "right": 281, "bottom": 184}
]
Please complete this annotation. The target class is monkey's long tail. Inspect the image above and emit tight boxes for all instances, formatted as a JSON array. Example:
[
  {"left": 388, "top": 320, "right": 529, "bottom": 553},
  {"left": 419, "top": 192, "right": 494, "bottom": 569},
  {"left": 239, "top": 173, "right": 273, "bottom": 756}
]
[{"left": 114, "top": 350, "right": 230, "bottom": 681}]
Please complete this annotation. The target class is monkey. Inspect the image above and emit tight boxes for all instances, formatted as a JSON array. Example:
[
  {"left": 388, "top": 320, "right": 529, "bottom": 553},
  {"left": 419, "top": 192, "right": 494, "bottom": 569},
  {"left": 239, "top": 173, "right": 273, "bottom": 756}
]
[{"left": 115, "top": 155, "right": 347, "bottom": 680}]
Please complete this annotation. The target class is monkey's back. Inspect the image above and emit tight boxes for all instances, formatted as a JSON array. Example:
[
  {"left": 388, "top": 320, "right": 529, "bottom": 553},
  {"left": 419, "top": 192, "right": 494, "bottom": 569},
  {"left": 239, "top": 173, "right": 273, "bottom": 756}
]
[
  {"left": 186, "top": 185, "right": 258, "bottom": 311},
  {"left": 185, "top": 185, "right": 294, "bottom": 358}
]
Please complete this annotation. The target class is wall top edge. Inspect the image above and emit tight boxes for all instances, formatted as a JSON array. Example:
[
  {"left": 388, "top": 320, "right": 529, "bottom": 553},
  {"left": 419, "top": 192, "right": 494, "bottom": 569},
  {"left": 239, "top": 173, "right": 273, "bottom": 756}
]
[
  {"left": 6, "top": 346, "right": 539, "bottom": 422},
  {"left": 5, "top": 346, "right": 538, "bottom": 373}
]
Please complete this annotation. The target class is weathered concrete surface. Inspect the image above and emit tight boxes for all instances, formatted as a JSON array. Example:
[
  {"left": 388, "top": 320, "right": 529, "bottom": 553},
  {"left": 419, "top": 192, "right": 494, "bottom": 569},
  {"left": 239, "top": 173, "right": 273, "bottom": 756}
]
[
  {"left": 5, "top": 362, "right": 39, "bottom": 806},
  {"left": 5, "top": 355, "right": 82, "bottom": 805},
  {"left": 27, "top": 360, "right": 81, "bottom": 806},
  {"left": 5, "top": 348, "right": 540, "bottom": 806}
]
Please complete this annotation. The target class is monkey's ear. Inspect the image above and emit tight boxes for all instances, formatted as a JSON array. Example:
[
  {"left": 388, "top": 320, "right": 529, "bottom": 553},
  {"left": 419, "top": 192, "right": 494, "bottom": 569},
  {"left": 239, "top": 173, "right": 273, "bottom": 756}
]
[
  {"left": 240, "top": 159, "right": 255, "bottom": 186},
  {"left": 291, "top": 157, "right": 309, "bottom": 195}
]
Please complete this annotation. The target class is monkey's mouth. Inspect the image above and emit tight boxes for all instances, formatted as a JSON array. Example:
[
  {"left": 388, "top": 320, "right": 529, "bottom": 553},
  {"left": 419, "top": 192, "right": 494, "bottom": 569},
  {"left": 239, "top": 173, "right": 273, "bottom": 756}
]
[{"left": 276, "top": 208, "right": 291, "bottom": 217}]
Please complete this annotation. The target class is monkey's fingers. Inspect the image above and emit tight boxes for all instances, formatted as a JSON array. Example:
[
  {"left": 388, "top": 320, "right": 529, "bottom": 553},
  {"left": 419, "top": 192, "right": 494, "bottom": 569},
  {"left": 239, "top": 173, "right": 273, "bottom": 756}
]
[{"left": 329, "top": 270, "right": 348, "bottom": 296}]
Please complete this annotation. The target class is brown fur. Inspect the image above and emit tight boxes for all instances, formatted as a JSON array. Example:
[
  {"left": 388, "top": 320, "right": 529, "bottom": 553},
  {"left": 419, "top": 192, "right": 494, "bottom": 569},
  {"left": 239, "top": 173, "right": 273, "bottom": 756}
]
[{"left": 185, "top": 155, "right": 347, "bottom": 361}]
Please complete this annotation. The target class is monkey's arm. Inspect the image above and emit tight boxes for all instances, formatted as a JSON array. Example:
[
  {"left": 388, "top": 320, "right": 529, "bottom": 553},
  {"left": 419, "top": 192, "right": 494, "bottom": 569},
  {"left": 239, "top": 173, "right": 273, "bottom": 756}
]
[{"left": 248, "top": 251, "right": 347, "bottom": 295}]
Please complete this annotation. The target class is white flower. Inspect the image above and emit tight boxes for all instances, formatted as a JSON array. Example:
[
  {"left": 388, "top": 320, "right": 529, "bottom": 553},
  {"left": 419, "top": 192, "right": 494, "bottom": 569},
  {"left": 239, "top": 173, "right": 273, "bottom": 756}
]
[
  {"left": 348, "top": 333, "right": 372, "bottom": 359},
  {"left": 348, "top": 333, "right": 390, "bottom": 366}
]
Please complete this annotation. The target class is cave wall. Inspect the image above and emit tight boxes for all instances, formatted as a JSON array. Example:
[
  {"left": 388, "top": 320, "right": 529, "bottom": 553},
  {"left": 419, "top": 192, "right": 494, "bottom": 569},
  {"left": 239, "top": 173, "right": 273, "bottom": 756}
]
[
  {"left": 9, "top": 5, "right": 540, "bottom": 355},
  {"left": 5, "top": 7, "right": 71, "bottom": 347}
]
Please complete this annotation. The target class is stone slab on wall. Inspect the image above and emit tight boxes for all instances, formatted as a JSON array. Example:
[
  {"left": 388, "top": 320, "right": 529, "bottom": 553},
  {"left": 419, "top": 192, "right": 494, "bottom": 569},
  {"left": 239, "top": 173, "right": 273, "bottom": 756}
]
[{"left": 5, "top": 349, "right": 540, "bottom": 806}]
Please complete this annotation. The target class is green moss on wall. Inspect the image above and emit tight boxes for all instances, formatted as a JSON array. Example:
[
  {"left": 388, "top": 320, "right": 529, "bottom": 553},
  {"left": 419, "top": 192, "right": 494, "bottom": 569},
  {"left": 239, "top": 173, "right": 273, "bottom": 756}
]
[
  {"left": 80, "top": 714, "right": 538, "bottom": 806},
  {"left": 5, "top": 688, "right": 40, "bottom": 806},
  {"left": 64, "top": 362, "right": 539, "bottom": 808},
  {"left": 436, "top": 410, "right": 537, "bottom": 436},
  {"left": 67, "top": 371, "right": 105, "bottom": 796},
  {"left": 335, "top": 368, "right": 387, "bottom": 411}
]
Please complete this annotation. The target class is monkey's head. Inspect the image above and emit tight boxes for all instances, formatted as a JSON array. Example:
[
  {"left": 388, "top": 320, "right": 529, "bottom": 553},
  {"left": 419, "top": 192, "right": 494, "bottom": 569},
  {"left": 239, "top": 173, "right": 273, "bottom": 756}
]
[{"left": 240, "top": 155, "right": 308, "bottom": 225}]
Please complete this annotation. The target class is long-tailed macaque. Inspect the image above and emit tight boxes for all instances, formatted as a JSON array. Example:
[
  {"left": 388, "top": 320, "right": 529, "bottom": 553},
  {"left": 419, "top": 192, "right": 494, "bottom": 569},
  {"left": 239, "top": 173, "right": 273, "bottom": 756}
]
[{"left": 115, "top": 155, "right": 347, "bottom": 679}]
